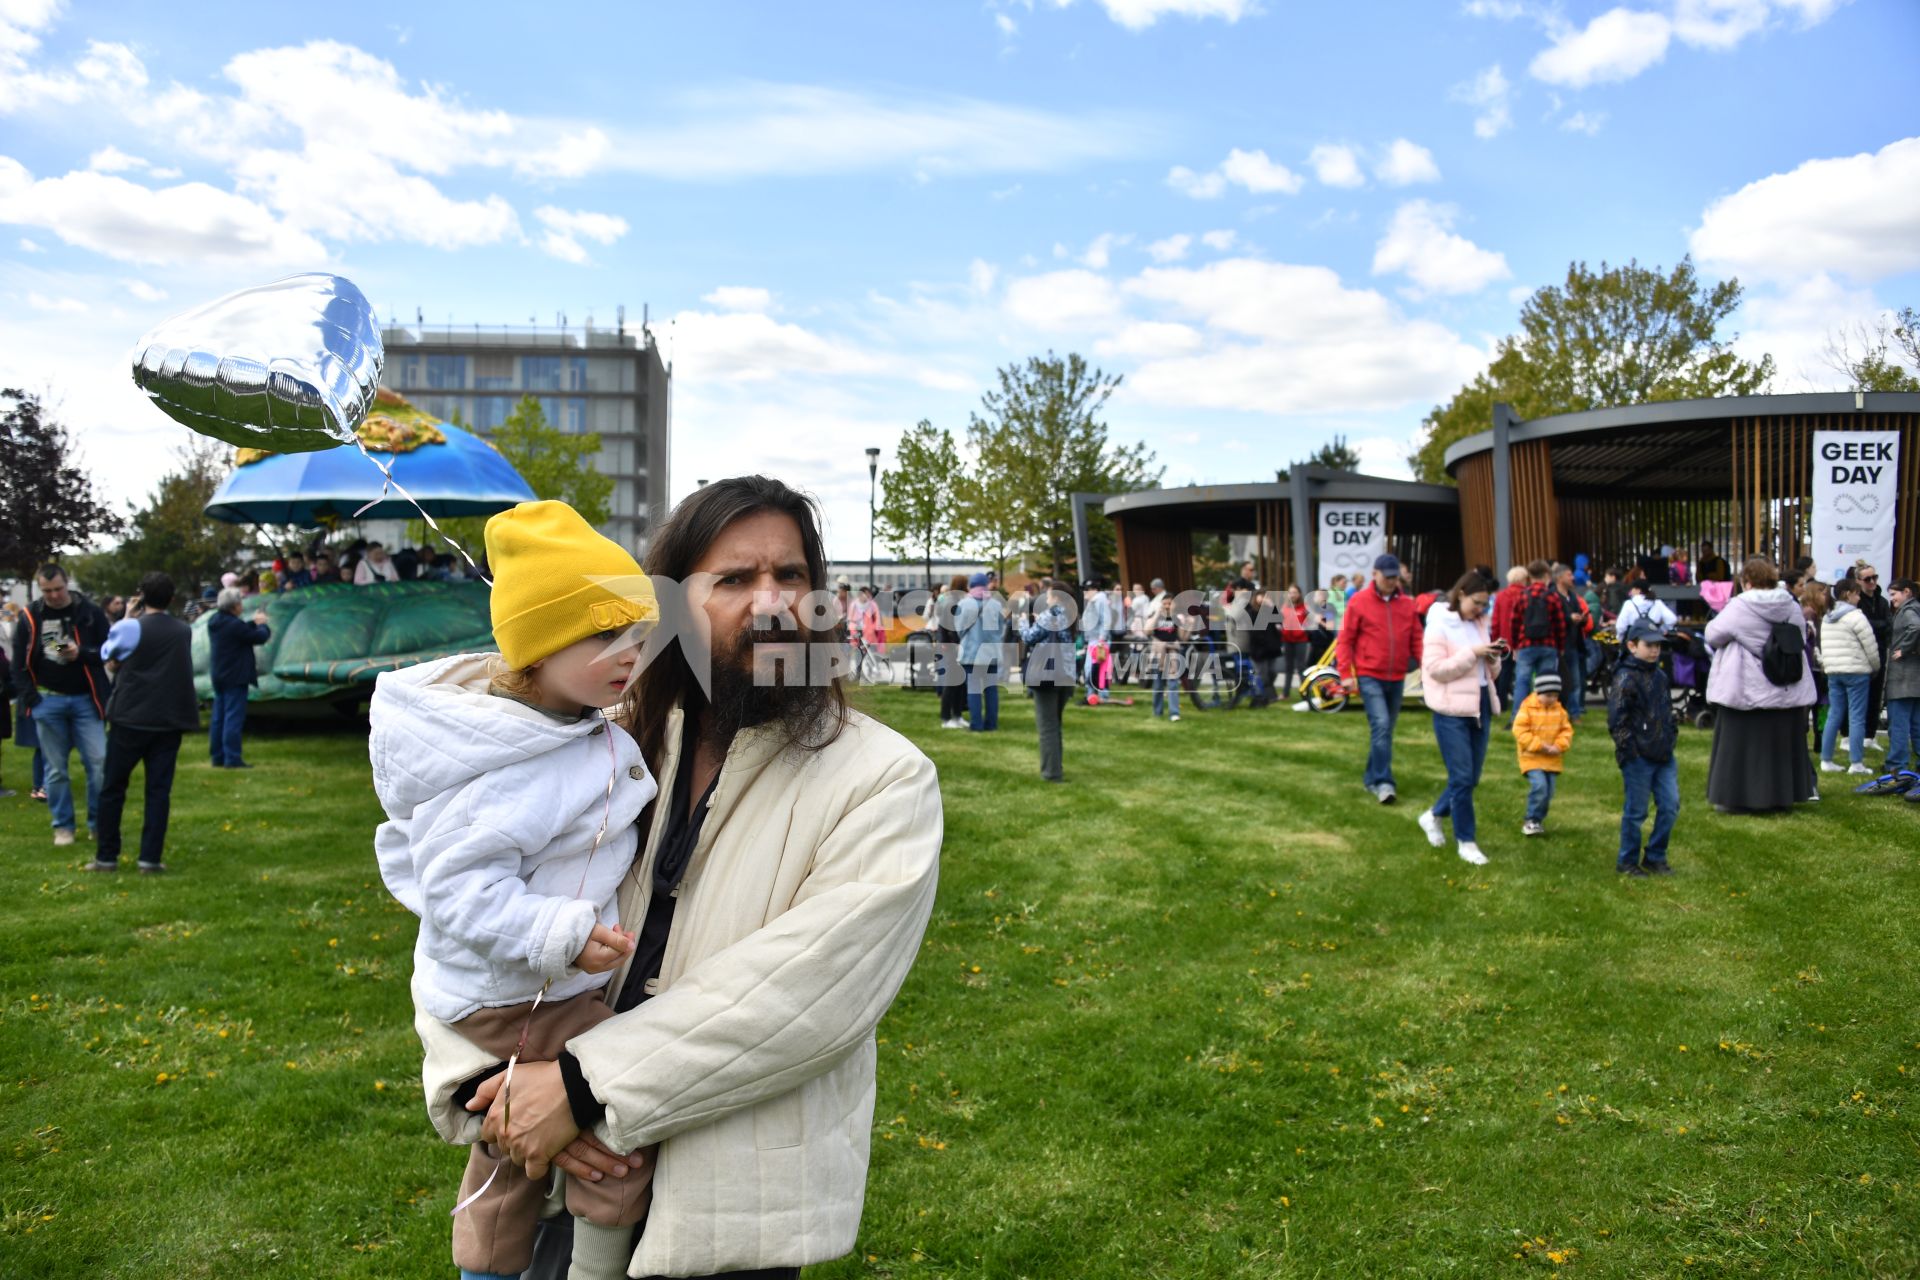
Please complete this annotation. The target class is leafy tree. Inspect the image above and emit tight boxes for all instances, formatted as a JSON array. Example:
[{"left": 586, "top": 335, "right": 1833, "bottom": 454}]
[
  {"left": 965, "top": 352, "right": 1162, "bottom": 580},
  {"left": 1824, "top": 308, "right": 1920, "bottom": 392},
  {"left": 1412, "top": 258, "right": 1775, "bottom": 483},
  {"left": 70, "top": 434, "right": 246, "bottom": 599},
  {"left": 413, "top": 395, "right": 614, "bottom": 553},
  {"left": 1280, "top": 434, "right": 1363, "bottom": 480},
  {"left": 0, "top": 388, "right": 124, "bottom": 578},
  {"left": 875, "top": 420, "right": 967, "bottom": 590}
]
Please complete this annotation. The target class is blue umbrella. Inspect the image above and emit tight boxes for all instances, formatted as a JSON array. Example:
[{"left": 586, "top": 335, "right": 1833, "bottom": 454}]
[{"left": 203, "top": 420, "right": 535, "bottom": 524}]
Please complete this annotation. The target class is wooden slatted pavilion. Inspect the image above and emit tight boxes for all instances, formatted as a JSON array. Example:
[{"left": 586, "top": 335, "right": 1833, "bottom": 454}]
[
  {"left": 1099, "top": 469, "right": 1465, "bottom": 596},
  {"left": 1442, "top": 392, "right": 1920, "bottom": 579}
]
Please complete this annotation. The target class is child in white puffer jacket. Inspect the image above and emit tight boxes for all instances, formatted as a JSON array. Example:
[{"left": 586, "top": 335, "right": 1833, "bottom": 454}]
[{"left": 371, "top": 500, "right": 658, "bottom": 1280}]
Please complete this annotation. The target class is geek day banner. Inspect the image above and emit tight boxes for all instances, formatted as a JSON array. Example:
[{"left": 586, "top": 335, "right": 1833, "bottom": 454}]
[
  {"left": 1317, "top": 502, "right": 1386, "bottom": 590},
  {"left": 1811, "top": 431, "right": 1900, "bottom": 578}
]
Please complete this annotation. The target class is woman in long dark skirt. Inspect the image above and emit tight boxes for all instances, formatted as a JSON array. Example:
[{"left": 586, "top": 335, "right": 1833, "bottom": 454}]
[{"left": 1703, "top": 557, "right": 1819, "bottom": 811}]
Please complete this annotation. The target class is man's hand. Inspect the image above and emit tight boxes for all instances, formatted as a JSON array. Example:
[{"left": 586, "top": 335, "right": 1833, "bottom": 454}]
[
  {"left": 575, "top": 924, "right": 635, "bottom": 974},
  {"left": 251, "top": 609, "right": 270, "bottom": 625},
  {"left": 469, "top": 1061, "right": 579, "bottom": 1180},
  {"left": 56, "top": 640, "right": 78, "bottom": 661}
]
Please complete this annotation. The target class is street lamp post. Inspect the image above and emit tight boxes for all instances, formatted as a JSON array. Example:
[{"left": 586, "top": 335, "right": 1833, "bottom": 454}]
[{"left": 865, "top": 447, "right": 881, "bottom": 594}]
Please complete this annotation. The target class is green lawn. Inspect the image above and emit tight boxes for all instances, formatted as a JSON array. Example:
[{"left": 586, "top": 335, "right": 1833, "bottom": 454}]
[{"left": 2, "top": 688, "right": 1916, "bottom": 1278}]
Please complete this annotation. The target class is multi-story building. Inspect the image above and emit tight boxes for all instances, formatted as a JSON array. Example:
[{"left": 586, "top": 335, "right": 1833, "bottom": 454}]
[{"left": 378, "top": 320, "right": 669, "bottom": 554}]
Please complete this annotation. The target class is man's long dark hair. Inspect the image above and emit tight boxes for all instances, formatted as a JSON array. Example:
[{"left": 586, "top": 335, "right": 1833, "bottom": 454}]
[{"left": 620, "top": 475, "right": 849, "bottom": 772}]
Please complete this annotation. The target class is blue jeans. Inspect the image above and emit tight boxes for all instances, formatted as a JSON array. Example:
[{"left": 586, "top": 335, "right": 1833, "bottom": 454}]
[
  {"left": 1889, "top": 696, "right": 1919, "bottom": 773},
  {"left": 1429, "top": 686, "right": 1491, "bottom": 841},
  {"left": 33, "top": 691, "right": 107, "bottom": 832},
  {"left": 1511, "top": 646, "right": 1560, "bottom": 712},
  {"left": 965, "top": 662, "right": 1000, "bottom": 731},
  {"left": 1152, "top": 673, "right": 1180, "bottom": 717},
  {"left": 1357, "top": 676, "right": 1405, "bottom": 790},
  {"left": 1559, "top": 645, "right": 1586, "bottom": 719},
  {"left": 1618, "top": 756, "right": 1679, "bottom": 869},
  {"left": 1525, "top": 768, "right": 1557, "bottom": 823},
  {"left": 209, "top": 685, "right": 250, "bottom": 765},
  {"left": 1821, "top": 673, "right": 1871, "bottom": 765}
]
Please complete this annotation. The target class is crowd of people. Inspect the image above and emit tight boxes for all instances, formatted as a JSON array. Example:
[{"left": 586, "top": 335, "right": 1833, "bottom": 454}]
[
  {"left": 876, "top": 537, "right": 1917, "bottom": 867},
  {"left": 3, "top": 563, "right": 273, "bottom": 871}
]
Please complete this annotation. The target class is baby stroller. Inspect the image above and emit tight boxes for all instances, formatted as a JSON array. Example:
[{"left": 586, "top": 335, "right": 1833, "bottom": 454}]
[{"left": 1667, "top": 631, "right": 1714, "bottom": 729}]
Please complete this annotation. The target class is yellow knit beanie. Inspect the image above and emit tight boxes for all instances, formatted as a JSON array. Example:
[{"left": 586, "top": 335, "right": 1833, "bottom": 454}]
[{"left": 484, "top": 500, "right": 656, "bottom": 670}]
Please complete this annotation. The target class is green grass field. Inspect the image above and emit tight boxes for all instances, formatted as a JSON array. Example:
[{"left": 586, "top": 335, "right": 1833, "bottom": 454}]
[{"left": 2, "top": 687, "right": 1916, "bottom": 1278}]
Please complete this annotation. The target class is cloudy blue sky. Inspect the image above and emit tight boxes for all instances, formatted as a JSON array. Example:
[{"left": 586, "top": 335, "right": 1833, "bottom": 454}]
[{"left": 2, "top": 0, "right": 1916, "bottom": 556}]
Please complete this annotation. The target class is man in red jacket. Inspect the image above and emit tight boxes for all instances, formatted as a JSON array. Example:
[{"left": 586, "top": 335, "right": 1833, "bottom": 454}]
[
  {"left": 1487, "top": 566, "right": 1528, "bottom": 710},
  {"left": 1336, "top": 554, "right": 1424, "bottom": 803}
]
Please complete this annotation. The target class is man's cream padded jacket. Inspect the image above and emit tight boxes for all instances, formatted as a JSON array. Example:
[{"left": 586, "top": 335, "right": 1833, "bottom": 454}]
[{"left": 412, "top": 702, "right": 943, "bottom": 1277}]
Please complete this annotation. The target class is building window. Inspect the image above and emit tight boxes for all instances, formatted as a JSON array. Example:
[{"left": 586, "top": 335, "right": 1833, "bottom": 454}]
[
  {"left": 568, "top": 357, "right": 589, "bottom": 390},
  {"left": 426, "top": 355, "right": 467, "bottom": 389},
  {"left": 391, "top": 355, "right": 421, "bottom": 389},
  {"left": 564, "top": 398, "right": 587, "bottom": 433},
  {"left": 474, "top": 397, "right": 509, "bottom": 431},
  {"left": 475, "top": 355, "right": 513, "bottom": 391},
  {"left": 523, "top": 356, "right": 562, "bottom": 391}
]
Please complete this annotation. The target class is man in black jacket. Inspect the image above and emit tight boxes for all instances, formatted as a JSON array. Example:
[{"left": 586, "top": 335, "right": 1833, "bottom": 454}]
[
  {"left": 206, "top": 587, "right": 272, "bottom": 768},
  {"left": 92, "top": 572, "right": 200, "bottom": 873},
  {"left": 12, "top": 564, "right": 111, "bottom": 846}
]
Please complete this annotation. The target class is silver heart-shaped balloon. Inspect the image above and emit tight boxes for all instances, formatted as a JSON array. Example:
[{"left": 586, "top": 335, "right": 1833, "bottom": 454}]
[{"left": 131, "top": 273, "right": 384, "bottom": 454}]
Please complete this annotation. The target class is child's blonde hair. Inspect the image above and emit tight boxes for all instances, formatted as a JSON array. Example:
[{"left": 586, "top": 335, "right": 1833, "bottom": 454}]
[{"left": 487, "top": 657, "right": 542, "bottom": 701}]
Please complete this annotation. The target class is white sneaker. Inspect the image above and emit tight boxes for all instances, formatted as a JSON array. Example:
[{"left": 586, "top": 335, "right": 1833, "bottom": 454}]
[
  {"left": 53, "top": 828, "right": 74, "bottom": 847},
  {"left": 1848, "top": 762, "right": 1872, "bottom": 775},
  {"left": 1865, "top": 737, "right": 1885, "bottom": 753},
  {"left": 1819, "top": 759, "right": 1843, "bottom": 773},
  {"left": 1170, "top": 713, "right": 1181, "bottom": 722},
  {"left": 1456, "top": 841, "right": 1488, "bottom": 865},
  {"left": 1375, "top": 784, "right": 1397, "bottom": 805},
  {"left": 1417, "top": 810, "right": 1445, "bottom": 848},
  {"left": 1522, "top": 820, "right": 1544, "bottom": 837}
]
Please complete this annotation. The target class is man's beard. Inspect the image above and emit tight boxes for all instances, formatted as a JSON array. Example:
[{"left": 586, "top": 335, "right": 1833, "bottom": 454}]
[{"left": 700, "top": 621, "right": 836, "bottom": 748}]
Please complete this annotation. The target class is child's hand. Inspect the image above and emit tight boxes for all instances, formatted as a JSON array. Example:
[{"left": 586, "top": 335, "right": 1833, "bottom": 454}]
[
  {"left": 575, "top": 924, "right": 636, "bottom": 974},
  {"left": 1544, "top": 745, "right": 1562, "bottom": 755}
]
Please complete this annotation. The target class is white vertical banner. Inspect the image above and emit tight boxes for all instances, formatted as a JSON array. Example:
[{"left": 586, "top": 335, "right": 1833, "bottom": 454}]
[
  {"left": 1317, "top": 502, "right": 1386, "bottom": 590},
  {"left": 1812, "top": 431, "right": 1900, "bottom": 579}
]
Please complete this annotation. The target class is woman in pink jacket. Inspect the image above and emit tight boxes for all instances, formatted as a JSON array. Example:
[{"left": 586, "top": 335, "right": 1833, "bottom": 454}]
[{"left": 1417, "top": 571, "right": 1505, "bottom": 866}]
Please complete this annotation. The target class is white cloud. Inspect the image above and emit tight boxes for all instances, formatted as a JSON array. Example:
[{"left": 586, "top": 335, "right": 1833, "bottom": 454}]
[
  {"left": 122, "top": 278, "right": 166, "bottom": 302},
  {"left": 599, "top": 82, "right": 1148, "bottom": 180},
  {"left": 1672, "top": 0, "right": 1770, "bottom": 48},
  {"left": 518, "top": 127, "right": 611, "bottom": 180},
  {"left": 26, "top": 290, "right": 84, "bottom": 312},
  {"left": 1221, "top": 147, "right": 1303, "bottom": 194},
  {"left": 534, "top": 204, "right": 629, "bottom": 264},
  {"left": 1375, "top": 138, "right": 1441, "bottom": 185},
  {"left": 1004, "top": 269, "right": 1127, "bottom": 332},
  {"left": 666, "top": 308, "right": 884, "bottom": 383},
  {"left": 1167, "top": 164, "right": 1227, "bottom": 199},
  {"left": 0, "top": 157, "right": 327, "bottom": 265},
  {"left": 1308, "top": 143, "right": 1365, "bottom": 188},
  {"left": 967, "top": 259, "right": 998, "bottom": 294},
  {"left": 1733, "top": 272, "right": 1883, "bottom": 389},
  {"left": 1171, "top": 147, "right": 1302, "bottom": 200},
  {"left": 1080, "top": 232, "right": 1131, "bottom": 268},
  {"left": 1462, "top": 0, "right": 1529, "bottom": 17},
  {"left": 87, "top": 144, "right": 145, "bottom": 172},
  {"left": 1529, "top": 8, "right": 1672, "bottom": 87},
  {"left": 1147, "top": 233, "right": 1192, "bottom": 263},
  {"left": 1371, "top": 199, "right": 1510, "bottom": 295},
  {"left": 234, "top": 144, "right": 521, "bottom": 250},
  {"left": 1452, "top": 64, "right": 1513, "bottom": 139},
  {"left": 1094, "top": 320, "right": 1205, "bottom": 358},
  {"left": 17, "top": 234, "right": 38, "bottom": 250},
  {"left": 703, "top": 285, "right": 775, "bottom": 312},
  {"left": 1350, "top": 434, "right": 1417, "bottom": 481},
  {"left": 1561, "top": 110, "right": 1607, "bottom": 134},
  {"left": 1690, "top": 136, "right": 1920, "bottom": 283},
  {"left": 1088, "top": 0, "right": 1259, "bottom": 30},
  {"left": 1200, "top": 228, "right": 1238, "bottom": 251},
  {"left": 996, "top": 12, "right": 1018, "bottom": 34},
  {"left": 1120, "top": 258, "right": 1489, "bottom": 412}
]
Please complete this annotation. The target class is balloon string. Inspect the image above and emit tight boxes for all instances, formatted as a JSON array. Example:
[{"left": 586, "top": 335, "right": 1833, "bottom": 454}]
[
  {"left": 452, "top": 713, "right": 622, "bottom": 1218},
  {"left": 345, "top": 434, "right": 493, "bottom": 586}
]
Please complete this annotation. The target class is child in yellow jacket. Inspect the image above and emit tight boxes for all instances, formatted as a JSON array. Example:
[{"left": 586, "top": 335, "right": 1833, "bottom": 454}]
[{"left": 1514, "top": 671, "right": 1574, "bottom": 836}]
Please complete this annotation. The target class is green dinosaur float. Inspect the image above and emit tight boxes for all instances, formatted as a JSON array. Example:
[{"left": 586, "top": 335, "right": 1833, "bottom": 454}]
[{"left": 190, "top": 580, "right": 495, "bottom": 707}]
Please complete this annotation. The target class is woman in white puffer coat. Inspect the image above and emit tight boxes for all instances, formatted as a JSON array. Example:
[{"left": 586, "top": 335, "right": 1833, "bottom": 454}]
[{"left": 1818, "top": 576, "right": 1881, "bottom": 773}]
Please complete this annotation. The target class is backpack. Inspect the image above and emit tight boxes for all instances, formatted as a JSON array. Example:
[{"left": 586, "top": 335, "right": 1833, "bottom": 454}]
[
  {"left": 1760, "top": 620, "right": 1805, "bottom": 686},
  {"left": 1522, "top": 588, "right": 1552, "bottom": 642}
]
